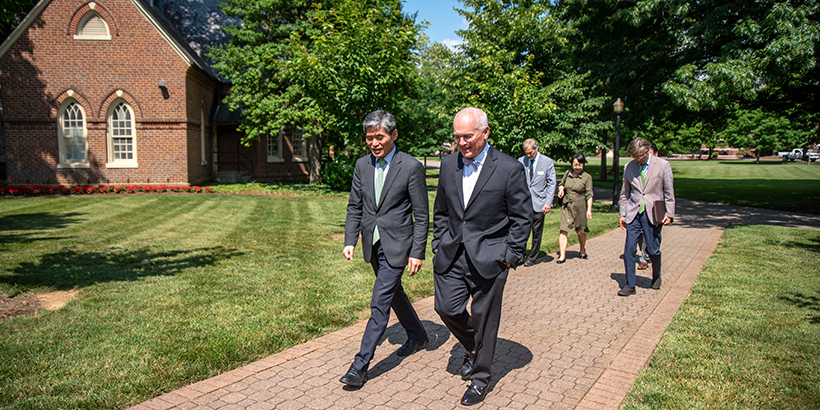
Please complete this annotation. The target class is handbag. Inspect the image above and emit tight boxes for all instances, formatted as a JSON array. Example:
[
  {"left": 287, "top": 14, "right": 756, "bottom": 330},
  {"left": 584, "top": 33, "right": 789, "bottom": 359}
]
[{"left": 554, "top": 170, "right": 571, "bottom": 207}]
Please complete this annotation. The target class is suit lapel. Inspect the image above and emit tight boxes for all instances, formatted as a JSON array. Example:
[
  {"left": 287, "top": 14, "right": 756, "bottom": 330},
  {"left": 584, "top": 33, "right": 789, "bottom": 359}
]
[
  {"left": 364, "top": 155, "right": 376, "bottom": 206},
  {"left": 466, "top": 147, "right": 497, "bottom": 211},
  {"left": 376, "top": 151, "right": 401, "bottom": 210},
  {"left": 456, "top": 153, "right": 465, "bottom": 210}
]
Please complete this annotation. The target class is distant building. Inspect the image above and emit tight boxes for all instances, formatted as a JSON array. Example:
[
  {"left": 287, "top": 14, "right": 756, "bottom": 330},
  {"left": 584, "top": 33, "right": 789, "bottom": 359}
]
[{"left": 0, "top": 0, "right": 310, "bottom": 186}]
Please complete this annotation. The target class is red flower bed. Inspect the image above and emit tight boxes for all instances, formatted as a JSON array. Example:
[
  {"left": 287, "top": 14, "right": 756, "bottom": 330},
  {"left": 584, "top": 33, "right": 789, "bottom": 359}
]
[{"left": 0, "top": 184, "right": 214, "bottom": 197}]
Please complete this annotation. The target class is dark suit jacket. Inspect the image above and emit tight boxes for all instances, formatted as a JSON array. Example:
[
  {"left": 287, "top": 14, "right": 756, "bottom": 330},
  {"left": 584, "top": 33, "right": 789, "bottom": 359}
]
[
  {"left": 432, "top": 146, "right": 531, "bottom": 279},
  {"left": 344, "top": 149, "right": 429, "bottom": 267}
]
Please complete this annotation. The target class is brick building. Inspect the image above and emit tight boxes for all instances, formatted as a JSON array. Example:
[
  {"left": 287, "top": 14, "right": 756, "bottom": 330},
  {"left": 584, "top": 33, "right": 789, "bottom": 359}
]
[{"left": 0, "top": 0, "right": 310, "bottom": 186}]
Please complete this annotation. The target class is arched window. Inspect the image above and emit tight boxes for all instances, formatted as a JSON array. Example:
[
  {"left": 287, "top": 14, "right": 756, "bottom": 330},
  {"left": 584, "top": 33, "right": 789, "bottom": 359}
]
[
  {"left": 58, "top": 100, "right": 89, "bottom": 168},
  {"left": 107, "top": 101, "right": 137, "bottom": 168},
  {"left": 75, "top": 12, "right": 111, "bottom": 40}
]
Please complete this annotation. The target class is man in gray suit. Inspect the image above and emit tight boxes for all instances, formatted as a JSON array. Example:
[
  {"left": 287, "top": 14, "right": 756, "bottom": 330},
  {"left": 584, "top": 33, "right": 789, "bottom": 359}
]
[
  {"left": 518, "top": 139, "right": 556, "bottom": 266},
  {"left": 340, "top": 110, "right": 429, "bottom": 387},
  {"left": 618, "top": 137, "right": 675, "bottom": 296},
  {"left": 432, "top": 107, "right": 531, "bottom": 405}
]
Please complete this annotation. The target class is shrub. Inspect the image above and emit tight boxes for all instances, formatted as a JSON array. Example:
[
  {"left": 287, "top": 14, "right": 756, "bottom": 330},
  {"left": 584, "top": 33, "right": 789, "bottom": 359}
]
[{"left": 321, "top": 154, "right": 357, "bottom": 192}]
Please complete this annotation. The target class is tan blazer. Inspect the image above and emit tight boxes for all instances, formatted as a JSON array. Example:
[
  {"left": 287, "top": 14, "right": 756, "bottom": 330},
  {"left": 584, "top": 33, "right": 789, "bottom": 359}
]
[{"left": 619, "top": 155, "right": 675, "bottom": 225}]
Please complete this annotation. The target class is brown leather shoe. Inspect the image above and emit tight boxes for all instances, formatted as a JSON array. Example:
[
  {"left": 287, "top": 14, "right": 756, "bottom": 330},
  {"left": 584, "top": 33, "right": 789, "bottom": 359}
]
[{"left": 637, "top": 262, "right": 648, "bottom": 270}]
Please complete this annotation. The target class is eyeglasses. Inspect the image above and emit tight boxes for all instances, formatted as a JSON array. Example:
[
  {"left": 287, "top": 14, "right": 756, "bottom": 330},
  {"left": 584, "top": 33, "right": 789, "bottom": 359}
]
[{"left": 453, "top": 128, "right": 488, "bottom": 142}]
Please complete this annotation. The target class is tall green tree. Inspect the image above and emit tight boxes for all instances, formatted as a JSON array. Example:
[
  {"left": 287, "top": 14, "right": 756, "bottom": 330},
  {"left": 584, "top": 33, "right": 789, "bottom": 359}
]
[
  {"left": 720, "top": 108, "right": 802, "bottom": 163},
  {"left": 442, "top": 0, "right": 608, "bottom": 160},
  {"left": 558, "top": 0, "right": 820, "bottom": 151},
  {"left": 210, "top": 0, "right": 421, "bottom": 182}
]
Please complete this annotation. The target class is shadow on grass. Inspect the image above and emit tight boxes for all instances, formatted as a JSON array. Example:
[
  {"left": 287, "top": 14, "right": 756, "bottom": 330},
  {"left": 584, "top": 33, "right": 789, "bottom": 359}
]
[
  {"left": 1, "top": 246, "right": 245, "bottom": 291},
  {"left": 0, "top": 212, "right": 86, "bottom": 245},
  {"left": 770, "top": 237, "right": 820, "bottom": 255},
  {"left": 779, "top": 292, "right": 820, "bottom": 325}
]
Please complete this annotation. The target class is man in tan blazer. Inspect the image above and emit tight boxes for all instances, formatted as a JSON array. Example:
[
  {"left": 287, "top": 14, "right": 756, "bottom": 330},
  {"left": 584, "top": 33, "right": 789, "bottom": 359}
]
[{"left": 618, "top": 137, "right": 675, "bottom": 296}]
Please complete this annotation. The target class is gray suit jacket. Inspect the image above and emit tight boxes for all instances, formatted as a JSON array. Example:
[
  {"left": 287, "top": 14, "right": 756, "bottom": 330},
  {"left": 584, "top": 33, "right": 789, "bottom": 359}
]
[
  {"left": 619, "top": 155, "right": 676, "bottom": 225},
  {"left": 344, "top": 149, "right": 429, "bottom": 267},
  {"left": 518, "top": 152, "right": 556, "bottom": 212},
  {"left": 432, "top": 146, "right": 532, "bottom": 279}
]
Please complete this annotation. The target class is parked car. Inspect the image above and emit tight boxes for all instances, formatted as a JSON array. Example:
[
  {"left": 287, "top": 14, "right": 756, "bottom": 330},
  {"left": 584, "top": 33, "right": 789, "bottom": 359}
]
[{"left": 776, "top": 148, "right": 819, "bottom": 162}]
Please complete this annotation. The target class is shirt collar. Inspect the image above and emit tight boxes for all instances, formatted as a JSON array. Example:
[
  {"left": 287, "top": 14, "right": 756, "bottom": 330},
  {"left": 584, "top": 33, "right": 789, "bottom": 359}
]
[
  {"left": 472, "top": 143, "right": 490, "bottom": 166},
  {"left": 373, "top": 146, "right": 397, "bottom": 166}
]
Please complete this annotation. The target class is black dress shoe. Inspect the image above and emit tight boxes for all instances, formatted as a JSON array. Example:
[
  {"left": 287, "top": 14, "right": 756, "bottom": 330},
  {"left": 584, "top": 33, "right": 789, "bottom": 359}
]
[
  {"left": 339, "top": 364, "right": 367, "bottom": 387},
  {"left": 460, "top": 384, "right": 486, "bottom": 406},
  {"left": 651, "top": 274, "right": 662, "bottom": 290},
  {"left": 556, "top": 258, "right": 566, "bottom": 264},
  {"left": 524, "top": 259, "right": 535, "bottom": 267},
  {"left": 460, "top": 353, "right": 474, "bottom": 380},
  {"left": 397, "top": 333, "right": 429, "bottom": 356},
  {"left": 618, "top": 286, "right": 636, "bottom": 297}
]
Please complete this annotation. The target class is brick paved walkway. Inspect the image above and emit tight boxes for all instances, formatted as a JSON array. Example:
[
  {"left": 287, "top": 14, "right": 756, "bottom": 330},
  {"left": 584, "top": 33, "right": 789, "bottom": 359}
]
[{"left": 129, "top": 190, "right": 820, "bottom": 410}]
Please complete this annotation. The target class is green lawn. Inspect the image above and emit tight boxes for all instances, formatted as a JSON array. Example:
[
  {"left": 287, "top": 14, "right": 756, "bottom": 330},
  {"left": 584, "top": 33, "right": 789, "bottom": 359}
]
[
  {"left": 0, "top": 186, "right": 619, "bottom": 409},
  {"left": 623, "top": 224, "right": 820, "bottom": 409}
]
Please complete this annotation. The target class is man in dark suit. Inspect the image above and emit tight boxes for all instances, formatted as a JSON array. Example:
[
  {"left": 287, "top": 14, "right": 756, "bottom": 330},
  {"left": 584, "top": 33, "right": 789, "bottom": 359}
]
[
  {"left": 432, "top": 107, "right": 531, "bottom": 405},
  {"left": 340, "top": 110, "right": 429, "bottom": 387},
  {"left": 618, "top": 137, "right": 675, "bottom": 296},
  {"left": 518, "top": 139, "right": 557, "bottom": 266}
]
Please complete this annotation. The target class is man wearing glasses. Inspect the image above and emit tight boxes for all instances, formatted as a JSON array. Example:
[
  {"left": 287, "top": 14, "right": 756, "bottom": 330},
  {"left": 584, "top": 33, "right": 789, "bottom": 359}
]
[
  {"left": 431, "top": 107, "right": 531, "bottom": 405},
  {"left": 618, "top": 137, "right": 675, "bottom": 296}
]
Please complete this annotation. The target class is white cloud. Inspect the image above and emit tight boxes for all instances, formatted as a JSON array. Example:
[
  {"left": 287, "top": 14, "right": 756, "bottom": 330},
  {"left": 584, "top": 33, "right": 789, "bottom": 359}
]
[
  {"left": 442, "top": 38, "right": 464, "bottom": 52},
  {"left": 461, "top": 17, "right": 470, "bottom": 29}
]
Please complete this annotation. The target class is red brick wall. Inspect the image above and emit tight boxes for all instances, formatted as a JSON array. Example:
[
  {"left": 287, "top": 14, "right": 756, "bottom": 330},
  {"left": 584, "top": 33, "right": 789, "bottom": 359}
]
[{"left": 0, "top": 0, "right": 220, "bottom": 185}]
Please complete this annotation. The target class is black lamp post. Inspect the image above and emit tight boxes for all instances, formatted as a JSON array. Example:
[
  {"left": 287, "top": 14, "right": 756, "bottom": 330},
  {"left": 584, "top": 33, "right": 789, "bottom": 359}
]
[{"left": 611, "top": 98, "right": 624, "bottom": 211}]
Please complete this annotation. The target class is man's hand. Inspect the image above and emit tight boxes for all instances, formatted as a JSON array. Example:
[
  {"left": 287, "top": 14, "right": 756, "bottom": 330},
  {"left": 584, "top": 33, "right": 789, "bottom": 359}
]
[
  {"left": 343, "top": 245, "right": 355, "bottom": 260},
  {"left": 542, "top": 204, "right": 551, "bottom": 214},
  {"left": 619, "top": 216, "right": 626, "bottom": 229},
  {"left": 662, "top": 216, "right": 672, "bottom": 225},
  {"left": 407, "top": 257, "right": 423, "bottom": 276}
]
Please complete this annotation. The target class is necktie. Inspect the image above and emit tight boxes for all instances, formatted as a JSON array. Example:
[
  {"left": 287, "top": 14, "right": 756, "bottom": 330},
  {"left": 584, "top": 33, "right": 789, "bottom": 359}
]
[
  {"left": 639, "top": 163, "right": 647, "bottom": 213},
  {"left": 373, "top": 158, "right": 386, "bottom": 244},
  {"left": 529, "top": 160, "right": 533, "bottom": 181}
]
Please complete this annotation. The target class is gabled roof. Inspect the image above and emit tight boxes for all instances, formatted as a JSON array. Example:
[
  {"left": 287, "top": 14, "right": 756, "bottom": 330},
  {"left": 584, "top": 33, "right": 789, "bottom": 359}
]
[{"left": 0, "top": 0, "right": 220, "bottom": 81}]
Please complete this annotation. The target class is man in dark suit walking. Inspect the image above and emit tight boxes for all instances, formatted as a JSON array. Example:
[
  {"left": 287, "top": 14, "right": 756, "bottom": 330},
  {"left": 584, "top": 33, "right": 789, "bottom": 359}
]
[
  {"left": 518, "top": 139, "right": 557, "bottom": 266},
  {"left": 432, "top": 107, "right": 531, "bottom": 405},
  {"left": 340, "top": 110, "right": 429, "bottom": 387},
  {"left": 618, "top": 137, "right": 675, "bottom": 297}
]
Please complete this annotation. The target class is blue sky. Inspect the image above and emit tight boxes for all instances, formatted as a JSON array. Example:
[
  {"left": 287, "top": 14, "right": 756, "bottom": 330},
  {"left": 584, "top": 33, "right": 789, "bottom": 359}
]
[{"left": 402, "top": 0, "right": 468, "bottom": 50}]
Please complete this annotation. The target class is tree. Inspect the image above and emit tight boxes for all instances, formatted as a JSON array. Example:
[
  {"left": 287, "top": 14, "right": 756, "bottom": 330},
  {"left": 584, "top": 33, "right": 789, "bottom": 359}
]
[
  {"left": 210, "top": 0, "right": 421, "bottom": 183},
  {"left": 720, "top": 108, "right": 802, "bottom": 163},
  {"left": 558, "top": 0, "right": 820, "bottom": 151},
  {"left": 441, "top": 0, "right": 608, "bottom": 160},
  {"left": 398, "top": 38, "right": 459, "bottom": 161}
]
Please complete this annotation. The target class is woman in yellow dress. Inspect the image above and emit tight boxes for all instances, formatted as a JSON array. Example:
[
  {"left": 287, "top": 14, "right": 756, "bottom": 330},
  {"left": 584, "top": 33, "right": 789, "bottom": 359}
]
[{"left": 556, "top": 153, "right": 593, "bottom": 263}]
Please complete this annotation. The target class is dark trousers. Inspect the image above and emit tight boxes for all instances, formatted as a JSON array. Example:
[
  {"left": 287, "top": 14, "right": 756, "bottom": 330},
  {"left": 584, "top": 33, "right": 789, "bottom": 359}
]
[
  {"left": 352, "top": 241, "right": 425, "bottom": 371},
  {"left": 434, "top": 246, "right": 508, "bottom": 388},
  {"left": 526, "top": 210, "right": 545, "bottom": 262},
  {"left": 624, "top": 212, "right": 662, "bottom": 288}
]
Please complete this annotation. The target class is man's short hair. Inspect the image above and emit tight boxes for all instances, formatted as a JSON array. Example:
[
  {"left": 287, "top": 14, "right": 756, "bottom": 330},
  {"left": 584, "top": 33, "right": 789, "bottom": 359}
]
[
  {"left": 455, "top": 107, "right": 489, "bottom": 130},
  {"left": 627, "top": 137, "right": 651, "bottom": 155},
  {"left": 363, "top": 110, "right": 397, "bottom": 135},
  {"left": 523, "top": 139, "right": 538, "bottom": 150}
]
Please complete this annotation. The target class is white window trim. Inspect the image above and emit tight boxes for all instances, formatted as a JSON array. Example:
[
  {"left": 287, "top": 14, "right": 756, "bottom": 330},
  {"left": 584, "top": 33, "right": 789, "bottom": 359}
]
[
  {"left": 73, "top": 12, "right": 111, "bottom": 41},
  {"left": 57, "top": 99, "right": 90, "bottom": 169},
  {"left": 200, "top": 108, "right": 208, "bottom": 165},
  {"left": 106, "top": 99, "right": 138, "bottom": 168},
  {"left": 291, "top": 127, "right": 308, "bottom": 163},
  {"left": 267, "top": 130, "right": 284, "bottom": 163}
]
